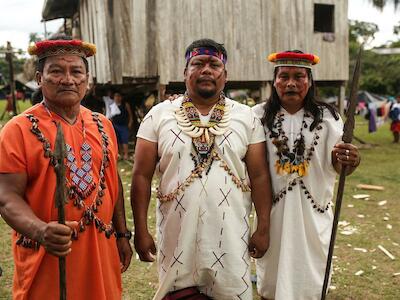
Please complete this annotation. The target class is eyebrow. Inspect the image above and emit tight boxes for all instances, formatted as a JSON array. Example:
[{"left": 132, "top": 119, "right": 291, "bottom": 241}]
[{"left": 47, "top": 63, "right": 84, "bottom": 69}]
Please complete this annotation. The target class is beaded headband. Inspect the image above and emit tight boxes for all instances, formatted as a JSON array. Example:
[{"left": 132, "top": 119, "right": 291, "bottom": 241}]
[
  {"left": 185, "top": 47, "right": 227, "bottom": 64},
  {"left": 28, "top": 39, "right": 96, "bottom": 59},
  {"left": 268, "top": 51, "right": 320, "bottom": 69}
]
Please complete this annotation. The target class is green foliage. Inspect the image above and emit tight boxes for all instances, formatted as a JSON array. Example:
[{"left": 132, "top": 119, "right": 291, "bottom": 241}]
[
  {"left": 349, "top": 21, "right": 400, "bottom": 96},
  {"left": 349, "top": 20, "right": 379, "bottom": 45},
  {"left": 0, "top": 46, "right": 26, "bottom": 83}
]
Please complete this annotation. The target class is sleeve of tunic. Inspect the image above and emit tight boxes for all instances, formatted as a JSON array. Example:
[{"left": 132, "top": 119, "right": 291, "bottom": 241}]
[
  {"left": 0, "top": 118, "right": 27, "bottom": 173},
  {"left": 249, "top": 106, "right": 266, "bottom": 145},
  {"left": 136, "top": 105, "right": 160, "bottom": 143}
]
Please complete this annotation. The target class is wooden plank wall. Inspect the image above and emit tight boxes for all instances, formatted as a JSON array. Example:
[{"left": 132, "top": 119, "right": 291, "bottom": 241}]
[{"left": 79, "top": 0, "right": 348, "bottom": 85}]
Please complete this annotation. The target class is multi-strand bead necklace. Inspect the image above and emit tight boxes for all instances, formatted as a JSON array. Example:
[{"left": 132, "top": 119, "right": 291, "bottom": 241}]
[
  {"left": 17, "top": 107, "right": 114, "bottom": 249},
  {"left": 270, "top": 109, "right": 328, "bottom": 213}
]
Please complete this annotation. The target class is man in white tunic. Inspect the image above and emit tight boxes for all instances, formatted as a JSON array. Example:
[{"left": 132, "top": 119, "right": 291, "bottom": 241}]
[
  {"left": 131, "top": 39, "right": 272, "bottom": 300},
  {"left": 253, "top": 50, "right": 361, "bottom": 300}
]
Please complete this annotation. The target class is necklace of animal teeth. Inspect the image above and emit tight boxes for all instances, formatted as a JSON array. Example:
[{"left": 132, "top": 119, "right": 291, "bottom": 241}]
[{"left": 174, "top": 93, "right": 230, "bottom": 143}]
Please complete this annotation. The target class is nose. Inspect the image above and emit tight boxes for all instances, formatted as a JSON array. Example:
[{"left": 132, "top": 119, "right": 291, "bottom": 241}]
[
  {"left": 60, "top": 72, "right": 74, "bottom": 85},
  {"left": 200, "top": 63, "right": 212, "bottom": 75},
  {"left": 286, "top": 78, "right": 296, "bottom": 88}
]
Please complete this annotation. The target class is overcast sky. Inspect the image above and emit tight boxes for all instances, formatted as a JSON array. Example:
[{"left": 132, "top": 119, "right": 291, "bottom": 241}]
[{"left": 0, "top": 0, "right": 398, "bottom": 52}]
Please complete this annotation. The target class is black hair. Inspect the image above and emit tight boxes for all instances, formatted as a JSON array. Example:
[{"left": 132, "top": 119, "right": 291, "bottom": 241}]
[
  {"left": 36, "top": 34, "right": 89, "bottom": 73},
  {"left": 31, "top": 88, "right": 43, "bottom": 105},
  {"left": 262, "top": 50, "right": 339, "bottom": 134},
  {"left": 184, "top": 38, "right": 227, "bottom": 66}
]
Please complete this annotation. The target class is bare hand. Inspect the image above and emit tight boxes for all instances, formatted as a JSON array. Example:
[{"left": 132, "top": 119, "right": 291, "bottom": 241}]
[
  {"left": 248, "top": 229, "right": 269, "bottom": 258},
  {"left": 134, "top": 231, "right": 156, "bottom": 262},
  {"left": 39, "top": 221, "right": 78, "bottom": 257},
  {"left": 333, "top": 143, "right": 360, "bottom": 167},
  {"left": 116, "top": 238, "right": 133, "bottom": 272}
]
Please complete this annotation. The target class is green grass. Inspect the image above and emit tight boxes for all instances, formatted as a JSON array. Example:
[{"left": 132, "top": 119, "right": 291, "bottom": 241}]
[{"left": 1, "top": 111, "right": 399, "bottom": 299}]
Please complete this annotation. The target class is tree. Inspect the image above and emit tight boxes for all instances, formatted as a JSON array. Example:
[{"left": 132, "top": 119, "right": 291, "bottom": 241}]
[
  {"left": 29, "top": 32, "right": 43, "bottom": 44},
  {"left": 394, "top": 21, "right": 400, "bottom": 35},
  {"left": 0, "top": 46, "right": 26, "bottom": 83},
  {"left": 349, "top": 20, "right": 379, "bottom": 45},
  {"left": 348, "top": 20, "right": 400, "bottom": 96}
]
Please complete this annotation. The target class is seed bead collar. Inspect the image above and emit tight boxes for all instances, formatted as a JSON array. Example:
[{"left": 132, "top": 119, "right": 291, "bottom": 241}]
[{"left": 17, "top": 112, "right": 114, "bottom": 249}]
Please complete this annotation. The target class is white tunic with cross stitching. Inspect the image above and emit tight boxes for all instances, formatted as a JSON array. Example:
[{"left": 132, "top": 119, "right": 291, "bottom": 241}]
[
  {"left": 252, "top": 103, "right": 343, "bottom": 300},
  {"left": 137, "top": 96, "right": 265, "bottom": 300}
]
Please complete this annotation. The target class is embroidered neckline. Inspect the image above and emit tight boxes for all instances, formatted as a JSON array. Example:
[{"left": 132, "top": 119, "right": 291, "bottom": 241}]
[{"left": 18, "top": 112, "right": 114, "bottom": 249}]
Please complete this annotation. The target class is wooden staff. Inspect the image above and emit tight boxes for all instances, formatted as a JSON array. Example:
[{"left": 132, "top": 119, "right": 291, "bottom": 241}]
[
  {"left": 54, "top": 123, "right": 68, "bottom": 300},
  {"left": 321, "top": 46, "right": 363, "bottom": 300}
]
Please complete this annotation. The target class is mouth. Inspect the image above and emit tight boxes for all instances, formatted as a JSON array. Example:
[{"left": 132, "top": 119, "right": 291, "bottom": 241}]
[
  {"left": 284, "top": 91, "right": 298, "bottom": 96},
  {"left": 197, "top": 78, "right": 215, "bottom": 85},
  {"left": 58, "top": 89, "right": 78, "bottom": 94}
]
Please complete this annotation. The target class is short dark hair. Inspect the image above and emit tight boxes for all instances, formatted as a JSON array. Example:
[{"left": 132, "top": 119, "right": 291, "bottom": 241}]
[
  {"left": 36, "top": 34, "right": 89, "bottom": 73},
  {"left": 184, "top": 38, "right": 227, "bottom": 64}
]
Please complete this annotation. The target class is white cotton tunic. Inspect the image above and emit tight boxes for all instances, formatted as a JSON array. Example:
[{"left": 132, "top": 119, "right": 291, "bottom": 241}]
[
  {"left": 252, "top": 103, "right": 343, "bottom": 300},
  {"left": 137, "top": 97, "right": 265, "bottom": 300}
]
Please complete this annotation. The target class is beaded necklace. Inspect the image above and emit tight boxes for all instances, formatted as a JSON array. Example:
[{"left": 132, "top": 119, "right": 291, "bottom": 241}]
[
  {"left": 18, "top": 107, "right": 114, "bottom": 249},
  {"left": 157, "top": 93, "right": 250, "bottom": 203},
  {"left": 175, "top": 92, "right": 230, "bottom": 164},
  {"left": 270, "top": 111, "right": 322, "bottom": 177},
  {"left": 269, "top": 108, "right": 327, "bottom": 213}
]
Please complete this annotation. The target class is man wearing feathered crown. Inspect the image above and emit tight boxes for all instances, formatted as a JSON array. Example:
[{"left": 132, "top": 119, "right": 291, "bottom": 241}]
[
  {"left": 253, "top": 50, "right": 360, "bottom": 300},
  {"left": 0, "top": 35, "right": 132, "bottom": 299},
  {"left": 131, "top": 38, "right": 272, "bottom": 299}
]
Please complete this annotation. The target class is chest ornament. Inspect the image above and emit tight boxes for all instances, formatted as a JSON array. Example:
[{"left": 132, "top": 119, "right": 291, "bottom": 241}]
[
  {"left": 157, "top": 93, "right": 250, "bottom": 202},
  {"left": 18, "top": 112, "right": 114, "bottom": 249},
  {"left": 271, "top": 112, "right": 322, "bottom": 177}
]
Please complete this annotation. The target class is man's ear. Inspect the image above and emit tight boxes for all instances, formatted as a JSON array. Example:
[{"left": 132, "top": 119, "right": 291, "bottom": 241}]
[
  {"left": 183, "top": 68, "right": 187, "bottom": 82},
  {"left": 35, "top": 71, "right": 42, "bottom": 88}
]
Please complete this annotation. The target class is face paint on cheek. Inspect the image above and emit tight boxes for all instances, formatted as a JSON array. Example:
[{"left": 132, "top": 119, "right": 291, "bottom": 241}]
[
  {"left": 74, "top": 78, "right": 87, "bottom": 86},
  {"left": 44, "top": 77, "right": 60, "bottom": 85}
]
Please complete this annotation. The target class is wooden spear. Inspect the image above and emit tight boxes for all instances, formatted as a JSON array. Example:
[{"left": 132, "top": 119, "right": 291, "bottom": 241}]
[
  {"left": 54, "top": 123, "right": 68, "bottom": 300},
  {"left": 321, "top": 46, "right": 363, "bottom": 300}
]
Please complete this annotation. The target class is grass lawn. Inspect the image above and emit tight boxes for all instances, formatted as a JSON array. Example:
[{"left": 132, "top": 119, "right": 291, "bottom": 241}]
[{"left": 0, "top": 101, "right": 399, "bottom": 299}]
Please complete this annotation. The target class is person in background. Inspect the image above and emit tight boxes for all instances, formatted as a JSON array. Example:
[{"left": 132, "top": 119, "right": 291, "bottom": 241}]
[
  {"left": 389, "top": 95, "right": 400, "bottom": 143},
  {"left": 103, "top": 88, "right": 114, "bottom": 119},
  {"left": 81, "top": 83, "right": 105, "bottom": 114},
  {"left": 111, "top": 91, "right": 133, "bottom": 160}
]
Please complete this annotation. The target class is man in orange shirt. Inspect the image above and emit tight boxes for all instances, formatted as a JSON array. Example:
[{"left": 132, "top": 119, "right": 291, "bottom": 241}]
[{"left": 0, "top": 36, "right": 132, "bottom": 300}]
